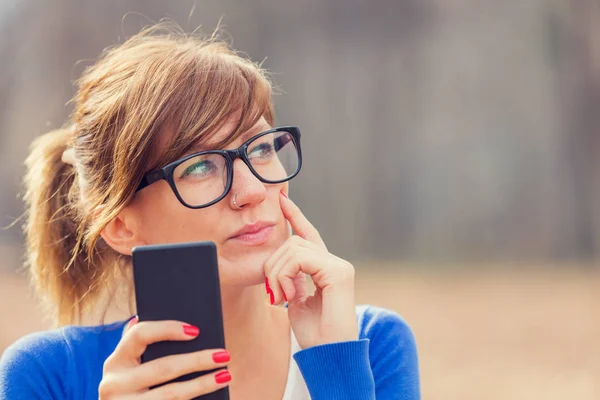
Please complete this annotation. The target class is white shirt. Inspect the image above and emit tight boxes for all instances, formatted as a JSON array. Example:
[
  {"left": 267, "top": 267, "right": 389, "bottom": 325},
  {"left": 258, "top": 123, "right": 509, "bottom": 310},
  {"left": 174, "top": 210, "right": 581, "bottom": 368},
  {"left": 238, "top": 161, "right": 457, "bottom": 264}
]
[{"left": 281, "top": 328, "right": 311, "bottom": 400}]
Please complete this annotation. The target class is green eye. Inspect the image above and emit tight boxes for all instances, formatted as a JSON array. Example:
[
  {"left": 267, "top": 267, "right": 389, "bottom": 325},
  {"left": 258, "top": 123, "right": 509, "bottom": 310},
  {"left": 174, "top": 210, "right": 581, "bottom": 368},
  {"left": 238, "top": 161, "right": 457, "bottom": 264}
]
[{"left": 180, "top": 160, "right": 215, "bottom": 179}]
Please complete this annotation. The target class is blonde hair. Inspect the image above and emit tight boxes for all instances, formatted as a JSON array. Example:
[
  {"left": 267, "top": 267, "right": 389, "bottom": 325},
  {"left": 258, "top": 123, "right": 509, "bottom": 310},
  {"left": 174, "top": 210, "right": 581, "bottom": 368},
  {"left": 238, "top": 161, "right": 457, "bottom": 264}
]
[{"left": 23, "top": 23, "right": 275, "bottom": 326}]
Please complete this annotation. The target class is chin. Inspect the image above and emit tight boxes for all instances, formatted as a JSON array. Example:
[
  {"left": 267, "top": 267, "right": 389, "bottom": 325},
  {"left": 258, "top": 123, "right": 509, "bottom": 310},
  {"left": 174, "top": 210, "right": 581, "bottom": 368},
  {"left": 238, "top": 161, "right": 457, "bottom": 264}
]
[
  {"left": 217, "top": 230, "right": 288, "bottom": 287},
  {"left": 217, "top": 250, "right": 272, "bottom": 286}
]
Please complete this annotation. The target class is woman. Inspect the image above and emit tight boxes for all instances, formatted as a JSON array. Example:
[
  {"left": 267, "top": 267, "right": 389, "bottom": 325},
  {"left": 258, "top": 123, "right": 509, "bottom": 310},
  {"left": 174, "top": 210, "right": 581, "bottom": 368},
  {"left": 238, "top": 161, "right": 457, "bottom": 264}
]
[{"left": 0, "top": 24, "right": 420, "bottom": 399}]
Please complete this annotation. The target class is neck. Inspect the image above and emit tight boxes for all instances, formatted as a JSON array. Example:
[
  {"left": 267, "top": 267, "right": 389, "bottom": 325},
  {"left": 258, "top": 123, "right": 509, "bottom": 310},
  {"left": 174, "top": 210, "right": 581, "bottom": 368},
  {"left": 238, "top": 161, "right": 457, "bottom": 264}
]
[
  {"left": 219, "top": 283, "right": 287, "bottom": 363},
  {"left": 221, "top": 284, "right": 291, "bottom": 398}
]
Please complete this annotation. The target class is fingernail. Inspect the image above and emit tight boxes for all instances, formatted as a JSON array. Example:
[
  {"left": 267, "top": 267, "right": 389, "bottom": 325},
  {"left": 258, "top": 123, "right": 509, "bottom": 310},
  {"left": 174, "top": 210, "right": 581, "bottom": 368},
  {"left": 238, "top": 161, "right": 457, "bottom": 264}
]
[
  {"left": 280, "top": 190, "right": 288, "bottom": 198},
  {"left": 212, "top": 351, "right": 231, "bottom": 363},
  {"left": 269, "top": 291, "right": 275, "bottom": 305},
  {"left": 123, "top": 315, "right": 138, "bottom": 334},
  {"left": 215, "top": 370, "right": 232, "bottom": 384},
  {"left": 265, "top": 277, "right": 271, "bottom": 294},
  {"left": 183, "top": 324, "right": 199, "bottom": 336}
]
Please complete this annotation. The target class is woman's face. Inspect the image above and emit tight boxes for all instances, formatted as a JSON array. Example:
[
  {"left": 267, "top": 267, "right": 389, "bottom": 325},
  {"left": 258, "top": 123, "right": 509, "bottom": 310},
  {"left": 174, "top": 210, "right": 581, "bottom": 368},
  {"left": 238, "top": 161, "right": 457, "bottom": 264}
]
[{"left": 127, "top": 117, "right": 291, "bottom": 287}]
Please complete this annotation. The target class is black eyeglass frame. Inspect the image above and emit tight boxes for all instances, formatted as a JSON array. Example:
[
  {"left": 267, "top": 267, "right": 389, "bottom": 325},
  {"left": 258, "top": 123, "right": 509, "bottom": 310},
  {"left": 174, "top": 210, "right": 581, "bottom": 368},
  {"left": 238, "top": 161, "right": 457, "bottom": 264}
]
[{"left": 135, "top": 126, "right": 302, "bottom": 209}]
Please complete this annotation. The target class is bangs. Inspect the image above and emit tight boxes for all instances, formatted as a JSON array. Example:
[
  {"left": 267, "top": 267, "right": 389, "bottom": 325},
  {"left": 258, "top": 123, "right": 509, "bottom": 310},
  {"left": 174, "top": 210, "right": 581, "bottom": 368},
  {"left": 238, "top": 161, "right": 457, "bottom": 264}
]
[
  {"left": 80, "top": 30, "right": 278, "bottom": 209},
  {"left": 148, "top": 44, "right": 275, "bottom": 169}
]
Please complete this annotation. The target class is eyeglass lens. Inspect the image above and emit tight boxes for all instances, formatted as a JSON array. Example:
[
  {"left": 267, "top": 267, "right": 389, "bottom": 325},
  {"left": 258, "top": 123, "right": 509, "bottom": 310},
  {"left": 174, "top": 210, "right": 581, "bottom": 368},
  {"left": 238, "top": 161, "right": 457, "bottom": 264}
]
[{"left": 172, "top": 130, "right": 299, "bottom": 207}]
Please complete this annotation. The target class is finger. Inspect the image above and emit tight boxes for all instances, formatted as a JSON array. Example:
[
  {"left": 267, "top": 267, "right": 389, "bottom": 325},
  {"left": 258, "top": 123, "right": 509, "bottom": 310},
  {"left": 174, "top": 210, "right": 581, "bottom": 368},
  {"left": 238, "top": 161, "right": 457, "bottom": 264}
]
[
  {"left": 264, "top": 234, "right": 320, "bottom": 278},
  {"left": 273, "top": 247, "right": 353, "bottom": 301},
  {"left": 109, "top": 348, "right": 230, "bottom": 393},
  {"left": 264, "top": 235, "right": 303, "bottom": 277},
  {"left": 141, "top": 369, "right": 231, "bottom": 400},
  {"left": 114, "top": 320, "right": 200, "bottom": 364},
  {"left": 279, "top": 191, "right": 326, "bottom": 248},
  {"left": 276, "top": 271, "right": 310, "bottom": 305},
  {"left": 269, "top": 249, "right": 326, "bottom": 305},
  {"left": 292, "top": 272, "right": 309, "bottom": 301},
  {"left": 121, "top": 315, "right": 139, "bottom": 338},
  {"left": 271, "top": 260, "right": 296, "bottom": 306},
  {"left": 265, "top": 238, "right": 315, "bottom": 303}
]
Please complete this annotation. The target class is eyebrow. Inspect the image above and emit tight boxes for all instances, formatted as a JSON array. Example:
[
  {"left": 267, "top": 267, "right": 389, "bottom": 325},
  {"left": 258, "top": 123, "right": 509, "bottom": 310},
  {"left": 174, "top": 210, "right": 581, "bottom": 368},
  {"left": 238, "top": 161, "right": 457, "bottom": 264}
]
[
  {"left": 241, "top": 123, "right": 272, "bottom": 142},
  {"left": 238, "top": 128, "right": 256, "bottom": 143}
]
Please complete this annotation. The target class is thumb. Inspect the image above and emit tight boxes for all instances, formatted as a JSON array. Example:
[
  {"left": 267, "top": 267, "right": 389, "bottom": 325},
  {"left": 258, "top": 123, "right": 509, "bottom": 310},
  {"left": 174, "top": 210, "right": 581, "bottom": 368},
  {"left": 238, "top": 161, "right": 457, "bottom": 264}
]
[
  {"left": 292, "top": 273, "right": 309, "bottom": 301},
  {"left": 122, "top": 315, "right": 138, "bottom": 338}
]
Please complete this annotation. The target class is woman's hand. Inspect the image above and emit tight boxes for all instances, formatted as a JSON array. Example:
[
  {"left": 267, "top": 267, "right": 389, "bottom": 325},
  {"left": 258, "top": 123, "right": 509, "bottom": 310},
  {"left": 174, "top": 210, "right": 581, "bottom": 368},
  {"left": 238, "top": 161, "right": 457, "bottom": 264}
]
[
  {"left": 264, "top": 191, "right": 359, "bottom": 349},
  {"left": 99, "top": 318, "right": 231, "bottom": 399}
]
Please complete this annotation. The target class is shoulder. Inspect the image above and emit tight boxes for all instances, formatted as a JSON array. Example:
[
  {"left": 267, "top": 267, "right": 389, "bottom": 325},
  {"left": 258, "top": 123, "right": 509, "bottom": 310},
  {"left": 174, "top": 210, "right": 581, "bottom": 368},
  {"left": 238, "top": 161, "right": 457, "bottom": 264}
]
[
  {"left": 1, "top": 329, "right": 69, "bottom": 368},
  {"left": 356, "top": 304, "right": 416, "bottom": 346},
  {"left": 0, "top": 320, "right": 126, "bottom": 400},
  {"left": 356, "top": 305, "right": 421, "bottom": 398},
  {"left": 0, "top": 328, "right": 73, "bottom": 399}
]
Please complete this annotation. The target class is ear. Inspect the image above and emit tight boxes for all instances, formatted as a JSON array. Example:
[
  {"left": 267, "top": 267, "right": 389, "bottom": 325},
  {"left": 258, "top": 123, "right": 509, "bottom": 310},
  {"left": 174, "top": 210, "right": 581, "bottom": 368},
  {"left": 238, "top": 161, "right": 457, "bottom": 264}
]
[{"left": 100, "top": 206, "right": 145, "bottom": 256}]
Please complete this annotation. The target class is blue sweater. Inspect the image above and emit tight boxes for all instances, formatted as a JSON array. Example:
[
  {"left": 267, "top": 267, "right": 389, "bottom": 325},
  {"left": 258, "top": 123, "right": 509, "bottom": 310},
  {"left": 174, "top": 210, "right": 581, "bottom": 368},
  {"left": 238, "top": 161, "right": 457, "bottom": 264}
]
[{"left": 0, "top": 305, "right": 420, "bottom": 399}]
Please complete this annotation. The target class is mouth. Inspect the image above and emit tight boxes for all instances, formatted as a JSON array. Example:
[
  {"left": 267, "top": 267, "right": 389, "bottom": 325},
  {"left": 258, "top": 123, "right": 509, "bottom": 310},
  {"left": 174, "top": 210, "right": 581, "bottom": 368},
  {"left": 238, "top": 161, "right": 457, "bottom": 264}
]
[{"left": 228, "top": 221, "right": 276, "bottom": 245}]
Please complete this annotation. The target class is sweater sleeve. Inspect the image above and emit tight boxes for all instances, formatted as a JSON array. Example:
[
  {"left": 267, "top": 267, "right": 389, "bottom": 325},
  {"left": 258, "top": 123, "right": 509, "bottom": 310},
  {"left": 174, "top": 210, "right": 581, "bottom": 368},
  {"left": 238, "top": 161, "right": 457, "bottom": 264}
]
[
  {"left": 293, "top": 306, "right": 420, "bottom": 399},
  {"left": 0, "top": 330, "right": 72, "bottom": 400},
  {"left": 294, "top": 339, "right": 376, "bottom": 399},
  {"left": 363, "top": 307, "right": 420, "bottom": 399}
]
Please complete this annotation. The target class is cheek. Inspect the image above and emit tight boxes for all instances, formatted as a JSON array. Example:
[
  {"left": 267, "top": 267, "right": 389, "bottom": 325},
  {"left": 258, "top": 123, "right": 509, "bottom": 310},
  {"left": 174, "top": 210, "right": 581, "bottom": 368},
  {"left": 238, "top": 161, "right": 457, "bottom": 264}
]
[{"left": 134, "top": 182, "right": 222, "bottom": 244}]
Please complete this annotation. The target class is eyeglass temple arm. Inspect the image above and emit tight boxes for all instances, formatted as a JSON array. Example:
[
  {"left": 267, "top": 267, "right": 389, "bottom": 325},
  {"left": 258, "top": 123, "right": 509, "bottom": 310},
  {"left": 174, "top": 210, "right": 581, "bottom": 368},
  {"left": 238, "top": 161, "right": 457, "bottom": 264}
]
[
  {"left": 137, "top": 169, "right": 165, "bottom": 191},
  {"left": 274, "top": 134, "right": 293, "bottom": 152}
]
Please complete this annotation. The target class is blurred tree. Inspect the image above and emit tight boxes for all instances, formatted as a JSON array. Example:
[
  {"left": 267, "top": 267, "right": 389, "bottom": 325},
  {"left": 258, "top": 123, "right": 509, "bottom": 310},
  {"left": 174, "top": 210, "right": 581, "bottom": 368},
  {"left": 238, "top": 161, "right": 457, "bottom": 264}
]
[{"left": 0, "top": 0, "right": 599, "bottom": 271}]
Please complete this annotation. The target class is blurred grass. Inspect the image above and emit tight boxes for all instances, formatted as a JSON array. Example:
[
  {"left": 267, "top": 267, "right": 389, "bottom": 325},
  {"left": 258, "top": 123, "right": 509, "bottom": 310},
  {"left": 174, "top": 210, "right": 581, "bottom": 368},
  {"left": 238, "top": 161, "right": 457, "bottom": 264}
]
[{"left": 1, "top": 266, "right": 598, "bottom": 399}]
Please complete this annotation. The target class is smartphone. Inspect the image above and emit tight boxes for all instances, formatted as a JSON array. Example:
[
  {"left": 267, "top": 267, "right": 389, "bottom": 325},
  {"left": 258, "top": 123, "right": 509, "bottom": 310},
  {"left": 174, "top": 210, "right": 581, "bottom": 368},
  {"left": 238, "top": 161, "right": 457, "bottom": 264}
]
[{"left": 132, "top": 241, "right": 229, "bottom": 400}]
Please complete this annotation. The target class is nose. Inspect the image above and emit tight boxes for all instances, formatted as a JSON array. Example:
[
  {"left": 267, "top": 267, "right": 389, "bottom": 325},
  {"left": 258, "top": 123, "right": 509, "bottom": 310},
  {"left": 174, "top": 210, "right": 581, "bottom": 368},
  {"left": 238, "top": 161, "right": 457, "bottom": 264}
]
[{"left": 229, "top": 158, "right": 267, "bottom": 209}]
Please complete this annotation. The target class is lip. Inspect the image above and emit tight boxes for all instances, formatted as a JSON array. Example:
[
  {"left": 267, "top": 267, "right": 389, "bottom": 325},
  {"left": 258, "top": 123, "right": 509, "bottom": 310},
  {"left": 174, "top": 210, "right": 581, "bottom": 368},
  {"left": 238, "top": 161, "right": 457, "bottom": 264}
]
[{"left": 228, "top": 221, "right": 276, "bottom": 245}]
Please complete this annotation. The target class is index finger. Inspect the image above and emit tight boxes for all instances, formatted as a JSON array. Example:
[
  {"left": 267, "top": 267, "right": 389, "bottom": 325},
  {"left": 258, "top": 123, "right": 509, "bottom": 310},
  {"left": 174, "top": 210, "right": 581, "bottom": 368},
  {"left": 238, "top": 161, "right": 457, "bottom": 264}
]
[
  {"left": 117, "top": 320, "right": 200, "bottom": 362},
  {"left": 279, "top": 190, "right": 326, "bottom": 248}
]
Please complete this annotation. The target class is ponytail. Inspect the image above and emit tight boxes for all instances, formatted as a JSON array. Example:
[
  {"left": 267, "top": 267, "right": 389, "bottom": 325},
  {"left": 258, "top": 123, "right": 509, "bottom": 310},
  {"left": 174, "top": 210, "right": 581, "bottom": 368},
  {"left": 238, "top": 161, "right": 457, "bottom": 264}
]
[{"left": 24, "top": 128, "right": 91, "bottom": 325}]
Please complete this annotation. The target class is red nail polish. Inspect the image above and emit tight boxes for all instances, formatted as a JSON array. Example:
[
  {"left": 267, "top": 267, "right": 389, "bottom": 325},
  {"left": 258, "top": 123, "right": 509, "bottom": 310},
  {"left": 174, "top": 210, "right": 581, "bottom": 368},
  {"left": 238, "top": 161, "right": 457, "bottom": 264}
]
[
  {"left": 269, "top": 291, "right": 275, "bottom": 305},
  {"left": 215, "top": 370, "right": 232, "bottom": 384},
  {"left": 183, "top": 324, "right": 199, "bottom": 336},
  {"left": 265, "top": 277, "right": 271, "bottom": 294},
  {"left": 283, "top": 292, "right": 288, "bottom": 302},
  {"left": 127, "top": 315, "right": 138, "bottom": 326},
  {"left": 212, "top": 351, "right": 231, "bottom": 363},
  {"left": 280, "top": 190, "right": 288, "bottom": 198}
]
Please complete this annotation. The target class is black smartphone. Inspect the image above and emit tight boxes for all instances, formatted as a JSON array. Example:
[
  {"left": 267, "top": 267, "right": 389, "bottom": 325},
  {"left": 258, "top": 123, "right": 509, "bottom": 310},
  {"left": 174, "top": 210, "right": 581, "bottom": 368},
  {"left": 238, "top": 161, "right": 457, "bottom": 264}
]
[{"left": 132, "top": 241, "right": 229, "bottom": 400}]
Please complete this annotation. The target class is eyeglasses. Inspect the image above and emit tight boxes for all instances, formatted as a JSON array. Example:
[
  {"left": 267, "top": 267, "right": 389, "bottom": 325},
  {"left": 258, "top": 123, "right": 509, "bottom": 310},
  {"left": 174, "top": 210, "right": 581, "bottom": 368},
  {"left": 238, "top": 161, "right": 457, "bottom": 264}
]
[{"left": 135, "top": 126, "right": 302, "bottom": 209}]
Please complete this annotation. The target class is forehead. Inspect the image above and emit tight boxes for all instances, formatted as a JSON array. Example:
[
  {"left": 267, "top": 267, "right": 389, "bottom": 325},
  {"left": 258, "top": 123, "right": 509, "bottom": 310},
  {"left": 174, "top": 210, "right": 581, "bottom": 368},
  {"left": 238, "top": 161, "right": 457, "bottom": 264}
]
[
  {"left": 192, "top": 116, "right": 272, "bottom": 151},
  {"left": 148, "top": 114, "right": 273, "bottom": 171}
]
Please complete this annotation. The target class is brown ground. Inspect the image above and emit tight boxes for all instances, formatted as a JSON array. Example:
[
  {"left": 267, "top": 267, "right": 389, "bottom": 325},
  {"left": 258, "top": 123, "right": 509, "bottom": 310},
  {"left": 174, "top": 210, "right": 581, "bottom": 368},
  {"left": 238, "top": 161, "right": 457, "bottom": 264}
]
[{"left": 1, "top": 267, "right": 598, "bottom": 399}]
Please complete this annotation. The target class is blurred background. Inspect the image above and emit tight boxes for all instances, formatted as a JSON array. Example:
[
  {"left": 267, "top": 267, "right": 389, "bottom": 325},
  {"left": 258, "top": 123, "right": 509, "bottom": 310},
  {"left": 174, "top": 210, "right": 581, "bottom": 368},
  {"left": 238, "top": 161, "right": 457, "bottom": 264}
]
[{"left": 0, "top": 0, "right": 599, "bottom": 398}]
